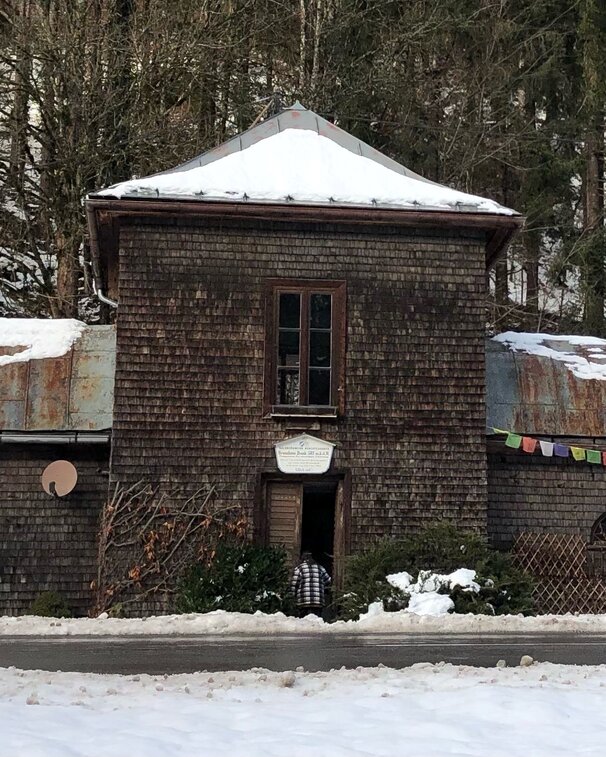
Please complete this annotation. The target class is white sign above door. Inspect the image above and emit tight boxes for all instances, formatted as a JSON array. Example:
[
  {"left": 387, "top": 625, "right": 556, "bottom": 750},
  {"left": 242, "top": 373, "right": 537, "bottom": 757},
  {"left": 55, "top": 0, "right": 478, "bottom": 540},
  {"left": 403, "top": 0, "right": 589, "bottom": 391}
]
[{"left": 274, "top": 433, "right": 335, "bottom": 474}]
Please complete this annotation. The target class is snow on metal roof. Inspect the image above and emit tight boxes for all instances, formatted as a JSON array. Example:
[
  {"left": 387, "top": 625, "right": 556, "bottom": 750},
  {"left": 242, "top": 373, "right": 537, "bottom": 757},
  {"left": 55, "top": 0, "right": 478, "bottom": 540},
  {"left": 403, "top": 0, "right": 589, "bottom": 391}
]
[
  {"left": 93, "top": 103, "right": 517, "bottom": 216},
  {"left": 0, "top": 323, "right": 115, "bottom": 432},
  {"left": 487, "top": 334, "right": 606, "bottom": 437}
]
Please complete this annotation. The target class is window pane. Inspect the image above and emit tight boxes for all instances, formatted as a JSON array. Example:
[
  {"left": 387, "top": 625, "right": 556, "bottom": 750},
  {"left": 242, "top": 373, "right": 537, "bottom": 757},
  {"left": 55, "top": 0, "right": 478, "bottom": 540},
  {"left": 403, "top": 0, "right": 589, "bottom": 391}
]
[
  {"left": 277, "top": 369, "right": 299, "bottom": 405},
  {"left": 279, "top": 293, "right": 301, "bottom": 328},
  {"left": 309, "top": 369, "right": 331, "bottom": 405},
  {"left": 310, "top": 294, "right": 331, "bottom": 329},
  {"left": 309, "top": 331, "right": 331, "bottom": 367},
  {"left": 278, "top": 330, "right": 300, "bottom": 367}
]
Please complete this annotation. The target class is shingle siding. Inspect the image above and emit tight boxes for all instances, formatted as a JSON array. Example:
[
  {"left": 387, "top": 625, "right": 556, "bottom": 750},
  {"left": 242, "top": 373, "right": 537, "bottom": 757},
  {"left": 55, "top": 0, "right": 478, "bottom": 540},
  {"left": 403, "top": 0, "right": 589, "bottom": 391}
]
[
  {"left": 0, "top": 445, "right": 108, "bottom": 615},
  {"left": 488, "top": 444, "right": 606, "bottom": 548},
  {"left": 111, "top": 217, "right": 488, "bottom": 555}
]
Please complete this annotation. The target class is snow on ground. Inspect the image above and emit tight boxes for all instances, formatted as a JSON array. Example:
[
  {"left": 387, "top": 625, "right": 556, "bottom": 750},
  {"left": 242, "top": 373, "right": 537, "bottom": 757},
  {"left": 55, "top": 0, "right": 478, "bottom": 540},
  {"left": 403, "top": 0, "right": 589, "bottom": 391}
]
[
  {"left": 5, "top": 608, "right": 606, "bottom": 636},
  {"left": 493, "top": 331, "right": 606, "bottom": 380},
  {"left": 97, "top": 128, "right": 514, "bottom": 215},
  {"left": 0, "top": 318, "right": 86, "bottom": 366},
  {"left": 1, "top": 662, "right": 605, "bottom": 756},
  {"left": 384, "top": 568, "right": 481, "bottom": 616}
]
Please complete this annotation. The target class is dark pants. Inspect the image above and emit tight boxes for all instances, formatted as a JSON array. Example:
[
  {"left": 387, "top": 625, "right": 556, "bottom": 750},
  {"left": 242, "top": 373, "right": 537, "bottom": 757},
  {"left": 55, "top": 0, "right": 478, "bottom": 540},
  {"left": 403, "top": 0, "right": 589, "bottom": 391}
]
[{"left": 297, "top": 605, "right": 323, "bottom": 618}]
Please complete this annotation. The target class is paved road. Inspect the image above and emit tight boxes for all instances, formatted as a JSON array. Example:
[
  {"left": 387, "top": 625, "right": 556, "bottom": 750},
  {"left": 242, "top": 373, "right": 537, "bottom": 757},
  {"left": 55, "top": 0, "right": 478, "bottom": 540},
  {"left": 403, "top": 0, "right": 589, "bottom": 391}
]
[{"left": 1, "top": 633, "right": 605, "bottom": 673}]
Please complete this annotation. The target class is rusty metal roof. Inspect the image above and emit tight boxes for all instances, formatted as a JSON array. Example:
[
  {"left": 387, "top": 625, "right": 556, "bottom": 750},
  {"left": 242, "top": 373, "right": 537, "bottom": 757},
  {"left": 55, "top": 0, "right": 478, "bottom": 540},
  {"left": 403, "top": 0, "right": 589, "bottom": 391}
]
[
  {"left": 5, "top": 325, "right": 598, "bottom": 438},
  {"left": 486, "top": 338, "right": 606, "bottom": 436},
  {"left": 0, "top": 326, "right": 115, "bottom": 432}
]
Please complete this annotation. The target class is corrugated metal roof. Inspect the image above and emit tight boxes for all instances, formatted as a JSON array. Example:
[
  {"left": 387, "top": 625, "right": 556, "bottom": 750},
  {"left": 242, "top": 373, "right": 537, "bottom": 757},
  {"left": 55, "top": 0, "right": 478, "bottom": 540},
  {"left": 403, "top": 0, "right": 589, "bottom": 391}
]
[
  {"left": 0, "top": 326, "right": 115, "bottom": 431},
  {"left": 486, "top": 338, "right": 606, "bottom": 436}
]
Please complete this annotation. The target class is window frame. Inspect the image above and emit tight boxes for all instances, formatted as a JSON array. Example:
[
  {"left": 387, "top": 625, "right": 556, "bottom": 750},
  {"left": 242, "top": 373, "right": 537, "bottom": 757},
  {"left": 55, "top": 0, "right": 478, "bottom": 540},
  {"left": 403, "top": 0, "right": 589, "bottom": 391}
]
[{"left": 263, "top": 279, "right": 346, "bottom": 418}]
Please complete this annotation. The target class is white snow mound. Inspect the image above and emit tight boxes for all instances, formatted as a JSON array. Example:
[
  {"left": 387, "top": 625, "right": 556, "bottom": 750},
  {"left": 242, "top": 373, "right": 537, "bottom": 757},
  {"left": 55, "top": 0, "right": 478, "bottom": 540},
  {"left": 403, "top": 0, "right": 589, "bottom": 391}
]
[
  {"left": 6, "top": 608, "right": 606, "bottom": 635},
  {"left": 493, "top": 332, "right": 606, "bottom": 380},
  {"left": 98, "top": 129, "right": 514, "bottom": 215},
  {"left": 1, "top": 664, "right": 605, "bottom": 757},
  {"left": 0, "top": 319, "right": 86, "bottom": 366}
]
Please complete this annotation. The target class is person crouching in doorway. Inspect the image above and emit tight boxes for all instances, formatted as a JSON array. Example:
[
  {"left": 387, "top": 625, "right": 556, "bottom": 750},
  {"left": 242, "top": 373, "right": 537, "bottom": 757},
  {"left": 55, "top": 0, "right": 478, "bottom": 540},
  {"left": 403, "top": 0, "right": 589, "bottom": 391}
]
[{"left": 289, "top": 551, "right": 331, "bottom": 618}]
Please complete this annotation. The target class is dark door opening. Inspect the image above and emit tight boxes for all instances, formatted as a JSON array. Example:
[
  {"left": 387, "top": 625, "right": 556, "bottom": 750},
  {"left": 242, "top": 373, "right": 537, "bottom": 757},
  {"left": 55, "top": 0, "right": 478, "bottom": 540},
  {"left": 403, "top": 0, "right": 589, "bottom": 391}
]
[{"left": 300, "top": 483, "right": 336, "bottom": 576}]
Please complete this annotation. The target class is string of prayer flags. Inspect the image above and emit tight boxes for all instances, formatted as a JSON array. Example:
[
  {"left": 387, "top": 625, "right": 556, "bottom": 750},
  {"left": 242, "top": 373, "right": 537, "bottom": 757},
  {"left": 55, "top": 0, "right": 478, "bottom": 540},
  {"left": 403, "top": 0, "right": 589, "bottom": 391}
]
[
  {"left": 539, "top": 440, "right": 554, "bottom": 457},
  {"left": 587, "top": 449, "right": 601, "bottom": 465},
  {"left": 505, "top": 432, "right": 522, "bottom": 449},
  {"left": 490, "top": 427, "right": 606, "bottom": 467}
]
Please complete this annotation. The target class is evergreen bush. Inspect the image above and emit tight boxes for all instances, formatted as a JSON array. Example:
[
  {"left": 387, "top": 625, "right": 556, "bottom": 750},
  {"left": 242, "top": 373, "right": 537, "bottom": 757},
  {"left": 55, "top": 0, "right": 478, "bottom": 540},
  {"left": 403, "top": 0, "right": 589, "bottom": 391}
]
[
  {"left": 176, "top": 544, "right": 294, "bottom": 615},
  {"left": 337, "top": 522, "right": 534, "bottom": 619},
  {"left": 29, "top": 591, "right": 72, "bottom": 618}
]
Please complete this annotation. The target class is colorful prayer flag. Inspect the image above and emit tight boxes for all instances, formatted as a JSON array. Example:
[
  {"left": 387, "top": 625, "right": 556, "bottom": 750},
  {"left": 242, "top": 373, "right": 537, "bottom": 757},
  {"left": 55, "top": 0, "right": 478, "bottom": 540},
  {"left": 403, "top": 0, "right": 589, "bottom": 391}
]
[
  {"left": 603, "top": 452, "right": 606, "bottom": 466},
  {"left": 491, "top": 428, "right": 508, "bottom": 435},
  {"left": 587, "top": 449, "right": 601, "bottom": 464},
  {"left": 505, "top": 433, "right": 522, "bottom": 449},
  {"left": 539, "top": 441, "right": 554, "bottom": 457},
  {"left": 522, "top": 437, "right": 537, "bottom": 454},
  {"left": 554, "top": 443, "right": 569, "bottom": 458},
  {"left": 571, "top": 446, "right": 586, "bottom": 461}
]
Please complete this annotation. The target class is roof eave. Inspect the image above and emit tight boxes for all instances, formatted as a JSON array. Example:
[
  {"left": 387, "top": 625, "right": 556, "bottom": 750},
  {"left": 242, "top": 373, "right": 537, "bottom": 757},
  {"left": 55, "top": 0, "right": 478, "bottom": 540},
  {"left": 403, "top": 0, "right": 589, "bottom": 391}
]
[{"left": 86, "top": 196, "right": 523, "bottom": 282}]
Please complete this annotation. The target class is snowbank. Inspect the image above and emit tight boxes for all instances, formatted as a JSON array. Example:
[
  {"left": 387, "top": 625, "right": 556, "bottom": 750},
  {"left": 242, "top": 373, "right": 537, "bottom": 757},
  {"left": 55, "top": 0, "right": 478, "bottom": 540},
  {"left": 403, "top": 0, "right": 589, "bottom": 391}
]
[
  {"left": 0, "top": 318, "right": 86, "bottom": 366},
  {"left": 493, "top": 331, "right": 606, "bottom": 380},
  {"left": 385, "top": 567, "right": 481, "bottom": 617},
  {"left": 98, "top": 128, "right": 514, "bottom": 215},
  {"left": 0, "top": 663, "right": 604, "bottom": 756},
  {"left": 4, "top": 609, "right": 606, "bottom": 636}
]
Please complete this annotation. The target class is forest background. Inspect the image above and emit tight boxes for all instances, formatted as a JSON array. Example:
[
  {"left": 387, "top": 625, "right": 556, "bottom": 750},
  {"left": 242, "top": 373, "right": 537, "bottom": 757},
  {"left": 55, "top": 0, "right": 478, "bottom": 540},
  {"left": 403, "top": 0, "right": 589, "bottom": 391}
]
[{"left": 1, "top": 0, "right": 605, "bottom": 335}]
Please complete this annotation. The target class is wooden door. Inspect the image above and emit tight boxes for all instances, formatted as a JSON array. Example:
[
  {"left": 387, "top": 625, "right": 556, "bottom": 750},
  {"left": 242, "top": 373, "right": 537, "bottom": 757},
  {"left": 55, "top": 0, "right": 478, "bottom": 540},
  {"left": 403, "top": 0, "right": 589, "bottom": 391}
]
[
  {"left": 332, "top": 479, "right": 346, "bottom": 590},
  {"left": 267, "top": 481, "right": 302, "bottom": 564}
]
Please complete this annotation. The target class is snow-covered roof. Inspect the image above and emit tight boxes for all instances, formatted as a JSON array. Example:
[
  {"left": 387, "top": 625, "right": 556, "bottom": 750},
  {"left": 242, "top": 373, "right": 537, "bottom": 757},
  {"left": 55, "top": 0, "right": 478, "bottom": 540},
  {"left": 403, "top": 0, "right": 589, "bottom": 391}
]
[
  {"left": 487, "top": 332, "right": 606, "bottom": 437},
  {"left": 0, "top": 318, "right": 85, "bottom": 366},
  {"left": 93, "top": 103, "right": 516, "bottom": 216},
  {"left": 492, "top": 332, "right": 606, "bottom": 381},
  {"left": 0, "top": 320, "right": 115, "bottom": 432}
]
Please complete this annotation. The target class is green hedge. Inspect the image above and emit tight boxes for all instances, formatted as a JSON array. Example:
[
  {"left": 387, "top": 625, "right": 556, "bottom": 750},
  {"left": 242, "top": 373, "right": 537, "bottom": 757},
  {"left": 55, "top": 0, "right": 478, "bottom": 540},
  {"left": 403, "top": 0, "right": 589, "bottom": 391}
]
[
  {"left": 176, "top": 544, "right": 294, "bottom": 615},
  {"left": 29, "top": 591, "right": 72, "bottom": 618},
  {"left": 337, "top": 522, "right": 535, "bottom": 619}
]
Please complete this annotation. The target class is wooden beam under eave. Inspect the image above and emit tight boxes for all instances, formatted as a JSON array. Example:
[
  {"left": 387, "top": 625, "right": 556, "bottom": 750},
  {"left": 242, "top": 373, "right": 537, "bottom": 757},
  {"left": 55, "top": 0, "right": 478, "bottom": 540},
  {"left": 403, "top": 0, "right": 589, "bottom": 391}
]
[{"left": 86, "top": 197, "right": 524, "bottom": 288}]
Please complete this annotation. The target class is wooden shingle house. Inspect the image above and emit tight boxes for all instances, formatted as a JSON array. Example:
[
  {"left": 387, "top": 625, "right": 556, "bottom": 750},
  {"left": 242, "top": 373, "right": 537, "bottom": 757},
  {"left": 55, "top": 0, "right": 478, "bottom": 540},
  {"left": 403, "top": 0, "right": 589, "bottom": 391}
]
[
  {"left": 5, "top": 103, "right": 559, "bottom": 615},
  {"left": 85, "top": 103, "right": 521, "bottom": 587}
]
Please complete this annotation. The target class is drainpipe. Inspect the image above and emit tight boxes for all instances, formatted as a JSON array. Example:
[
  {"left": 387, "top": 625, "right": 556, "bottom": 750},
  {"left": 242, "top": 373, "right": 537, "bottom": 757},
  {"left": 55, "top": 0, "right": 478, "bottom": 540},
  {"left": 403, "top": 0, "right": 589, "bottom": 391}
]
[
  {"left": 86, "top": 203, "right": 118, "bottom": 309},
  {"left": 93, "top": 279, "right": 118, "bottom": 309}
]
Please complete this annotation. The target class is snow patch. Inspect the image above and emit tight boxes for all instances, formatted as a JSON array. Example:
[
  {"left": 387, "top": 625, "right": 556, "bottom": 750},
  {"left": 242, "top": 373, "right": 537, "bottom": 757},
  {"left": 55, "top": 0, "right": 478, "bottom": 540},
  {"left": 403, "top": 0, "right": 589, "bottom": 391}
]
[
  {"left": 493, "top": 331, "right": 606, "bottom": 380},
  {"left": 0, "top": 664, "right": 605, "bottom": 756},
  {"left": 407, "top": 592, "right": 454, "bottom": 616},
  {"left": 384, "top": 570, "right": 413, "bottom": 592},
  {"left": 7, "top": 609, "right": 606, "bottom": 635},
  {"left": 0, "top": 319, "right": 86, "bottom": 366},
  {"left": 97, "top": 129, "right": 515, "bottom": 215},
  {"left": 384, "top": 568, "right": 481, "bottom": 616}
]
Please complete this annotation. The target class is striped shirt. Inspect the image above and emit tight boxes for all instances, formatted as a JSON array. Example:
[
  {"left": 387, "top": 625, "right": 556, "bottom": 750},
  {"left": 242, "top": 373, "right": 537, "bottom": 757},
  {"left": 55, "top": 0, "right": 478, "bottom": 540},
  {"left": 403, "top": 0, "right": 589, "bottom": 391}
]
[{"left": 289, "top": 560, "right": 331, "bottom": 607}]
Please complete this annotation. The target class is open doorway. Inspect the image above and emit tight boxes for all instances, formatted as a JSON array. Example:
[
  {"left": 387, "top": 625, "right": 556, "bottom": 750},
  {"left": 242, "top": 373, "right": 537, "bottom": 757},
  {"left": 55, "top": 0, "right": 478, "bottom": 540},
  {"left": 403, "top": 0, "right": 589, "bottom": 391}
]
[{"left": 300, "top": 482, "right": 336, "bottom": 576}]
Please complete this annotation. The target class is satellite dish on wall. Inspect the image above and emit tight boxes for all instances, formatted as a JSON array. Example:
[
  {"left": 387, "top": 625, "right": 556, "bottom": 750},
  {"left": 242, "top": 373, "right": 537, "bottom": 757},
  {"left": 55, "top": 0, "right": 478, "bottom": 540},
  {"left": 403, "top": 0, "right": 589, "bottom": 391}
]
[{"left": 41, "top": 460, "right": 78, "bottom": 497}]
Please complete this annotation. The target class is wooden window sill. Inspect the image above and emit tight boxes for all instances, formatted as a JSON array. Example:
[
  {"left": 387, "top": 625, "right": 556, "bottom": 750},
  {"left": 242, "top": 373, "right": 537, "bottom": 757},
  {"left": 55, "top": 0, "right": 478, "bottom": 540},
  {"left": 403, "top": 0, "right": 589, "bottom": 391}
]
[{"left": 269, "top": 405, "right": 338, "bottom": 419}]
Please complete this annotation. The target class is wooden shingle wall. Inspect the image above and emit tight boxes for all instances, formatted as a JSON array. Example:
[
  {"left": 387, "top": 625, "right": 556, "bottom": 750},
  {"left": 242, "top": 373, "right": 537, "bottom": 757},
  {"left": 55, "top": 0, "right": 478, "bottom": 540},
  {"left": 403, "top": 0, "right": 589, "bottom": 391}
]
[
  {"left": 111, "top": 218, "right": 488, "bottom": 555},
  {"left": 488, "top": 446, "right": 606, "bottom": 548},
  {"left": 0, "top": 445, "right": 107, "bottom": 615}
]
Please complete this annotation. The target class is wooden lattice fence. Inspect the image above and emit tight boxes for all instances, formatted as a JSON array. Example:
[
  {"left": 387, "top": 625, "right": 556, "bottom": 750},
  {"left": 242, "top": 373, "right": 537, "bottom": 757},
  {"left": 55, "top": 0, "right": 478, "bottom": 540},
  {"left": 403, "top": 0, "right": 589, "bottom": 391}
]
[{"left": 513, "top": 532, "right": 606, "bottom": 614}]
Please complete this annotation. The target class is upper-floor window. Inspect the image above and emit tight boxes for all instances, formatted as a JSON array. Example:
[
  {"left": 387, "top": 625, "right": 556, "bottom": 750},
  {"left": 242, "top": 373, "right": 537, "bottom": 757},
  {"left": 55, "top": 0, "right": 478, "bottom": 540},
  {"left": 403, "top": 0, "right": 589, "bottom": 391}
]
[{"left": 264, "top": 280, "right": 346, "bottom": 416}]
